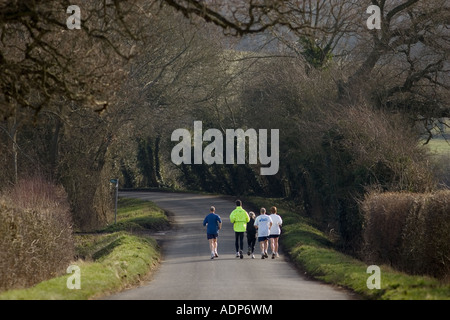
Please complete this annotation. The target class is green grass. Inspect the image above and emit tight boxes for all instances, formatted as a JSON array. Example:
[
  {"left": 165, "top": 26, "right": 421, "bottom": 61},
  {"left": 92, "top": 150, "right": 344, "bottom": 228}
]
[
  {"left": 0, "top": 197, "right": 167, "bottom": 300},
  {"left": 103, "top": 197, "right": 170, "bottom": 232},
  {"left": 0, "top": 232, "right": 160, "bottom": 300},
  {"left": 245, "top": 196, "right": 450, "bottom": 300}
]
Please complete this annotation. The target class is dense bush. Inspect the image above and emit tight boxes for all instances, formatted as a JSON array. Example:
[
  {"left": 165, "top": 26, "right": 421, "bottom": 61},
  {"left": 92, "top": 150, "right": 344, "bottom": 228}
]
[
  {"left": 284, "top": 104, "right": 436, "bottom": 253},
  {"left": 0, "top": 176, "right": 74, "bottom": 291},
  {"left": 362, "top": 190, "right": 450, "bottom": 279}
]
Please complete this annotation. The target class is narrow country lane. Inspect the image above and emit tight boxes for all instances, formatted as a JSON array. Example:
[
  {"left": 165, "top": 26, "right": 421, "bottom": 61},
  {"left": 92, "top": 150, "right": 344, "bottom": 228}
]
[{"left": 105, "top": 191, "right": 356, "bottom": 300}]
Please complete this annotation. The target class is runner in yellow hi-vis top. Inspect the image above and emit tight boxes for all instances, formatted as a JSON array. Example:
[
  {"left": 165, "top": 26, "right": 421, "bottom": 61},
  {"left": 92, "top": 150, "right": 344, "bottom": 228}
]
[{"left": 229, "top": 199, "right": 250, "bottom": 259}]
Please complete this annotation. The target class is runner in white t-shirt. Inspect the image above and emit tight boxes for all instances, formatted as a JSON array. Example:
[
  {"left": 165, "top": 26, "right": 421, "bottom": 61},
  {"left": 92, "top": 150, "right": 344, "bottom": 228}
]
[
  {"left": 269, "top": 206, "right": 283, "bottom": 259},
  {"left": 254, "top": 207, "right": 272, "bottom": 259}
]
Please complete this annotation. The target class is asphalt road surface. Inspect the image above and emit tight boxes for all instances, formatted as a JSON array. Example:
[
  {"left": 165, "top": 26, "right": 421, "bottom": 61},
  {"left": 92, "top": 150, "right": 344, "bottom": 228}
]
[{"left": 105, "top": 191, "right": 356, "bottom": 300}]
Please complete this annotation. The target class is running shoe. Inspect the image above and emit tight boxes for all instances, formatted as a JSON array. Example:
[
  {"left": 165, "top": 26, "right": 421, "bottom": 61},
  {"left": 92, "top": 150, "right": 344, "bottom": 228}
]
[
  {"left": 236, "top": 252, "right": 240, "bottom": 258},
  {"left": 272, "top": 253, "right": 275, "bottom": 259},
  {"left": 264, "top": 252, "right": 269, "bottom": 258},
  {"left": 239, "top": 250, "right": 243, "bottom": 259},
  {"left": 211, "top": 253, "right": 215, "bottom": 259},
  {"left": 215, "top": 252, "right": 219, "bottom": 258},
  {"left": 261, "top": 253, "right": 265, "bottom": 259}
]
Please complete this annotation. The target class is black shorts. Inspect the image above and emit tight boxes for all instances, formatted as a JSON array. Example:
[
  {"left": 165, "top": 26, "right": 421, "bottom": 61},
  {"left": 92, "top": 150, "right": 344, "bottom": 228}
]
[
  {"left": 207, "top": 233, "right": 218, "bottom": 239},
  {"left": 269, "top": 234, "right": 280, "bottom": 239},
  {"left": 258, "top": 236, "right": 270, "bottom": 242}
]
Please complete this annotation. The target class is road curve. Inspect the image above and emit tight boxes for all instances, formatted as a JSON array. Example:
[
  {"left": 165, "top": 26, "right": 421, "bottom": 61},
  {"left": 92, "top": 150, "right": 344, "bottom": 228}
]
[{"left": 105, "top": 191, "right": 356, "bottom": 300}]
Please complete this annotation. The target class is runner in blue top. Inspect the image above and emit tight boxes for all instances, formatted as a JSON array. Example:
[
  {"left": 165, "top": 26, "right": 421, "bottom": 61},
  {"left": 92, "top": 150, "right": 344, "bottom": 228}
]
[{"left": 203, "top": 206, "right": 222, "bottom": 259}]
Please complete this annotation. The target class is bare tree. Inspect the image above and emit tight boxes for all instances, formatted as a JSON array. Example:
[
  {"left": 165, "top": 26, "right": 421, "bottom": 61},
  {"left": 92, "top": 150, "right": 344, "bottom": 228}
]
[
  {"left": 343, "top": 1, "right": 449, "bottom": 103},
  {"left": 0, "top": 0, "right": 155, "bottom": 119},
  {"left": 161, "top": 0, "right": 450, "bottom": 133}
]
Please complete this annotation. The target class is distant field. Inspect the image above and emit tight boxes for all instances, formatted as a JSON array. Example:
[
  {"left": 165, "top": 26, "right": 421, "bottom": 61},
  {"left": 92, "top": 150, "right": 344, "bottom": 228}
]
[{"left": 426, "top": 138, "right": 450, "bottom": 155}]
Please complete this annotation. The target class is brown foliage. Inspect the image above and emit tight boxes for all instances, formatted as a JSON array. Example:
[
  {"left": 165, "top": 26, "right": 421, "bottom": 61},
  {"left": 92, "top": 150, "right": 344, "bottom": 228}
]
[
  {"left": 362, "top": 190, "right": 450, "bottom": 279},
  {"left": 0, "top": 176, "right": 74, "bottom": 291}
]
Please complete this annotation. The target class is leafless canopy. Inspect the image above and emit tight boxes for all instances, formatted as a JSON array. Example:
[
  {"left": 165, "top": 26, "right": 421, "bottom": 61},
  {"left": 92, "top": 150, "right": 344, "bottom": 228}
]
[{"left": 0, "top": 0, "right": 156, "bottom": 118}]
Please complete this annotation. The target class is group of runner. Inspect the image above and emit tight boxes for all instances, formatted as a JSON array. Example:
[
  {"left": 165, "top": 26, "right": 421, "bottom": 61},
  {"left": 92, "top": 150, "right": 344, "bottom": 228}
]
[{"left": 202, "top": 200, "right": 283, "bottom": 260}]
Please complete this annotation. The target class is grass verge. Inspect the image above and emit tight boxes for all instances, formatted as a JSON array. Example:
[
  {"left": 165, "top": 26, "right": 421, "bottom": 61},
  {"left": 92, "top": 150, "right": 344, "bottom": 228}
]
[
  {"left": 0, "top": 197, "right": 168, "bottom": 300},
  {"left": 103, "top": 197, "right": 171, "bottom": 232},
  {"left": 245, "top": 196, "right": 450, "bottom": 300}
]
